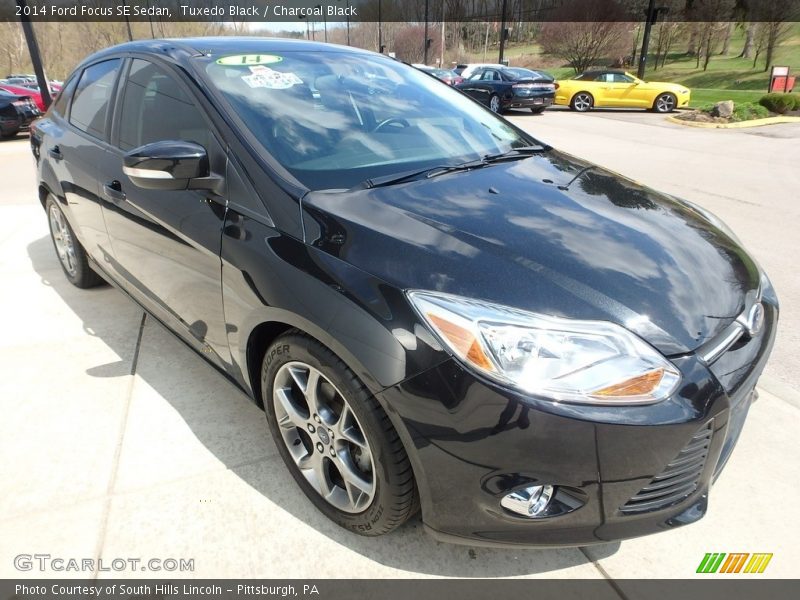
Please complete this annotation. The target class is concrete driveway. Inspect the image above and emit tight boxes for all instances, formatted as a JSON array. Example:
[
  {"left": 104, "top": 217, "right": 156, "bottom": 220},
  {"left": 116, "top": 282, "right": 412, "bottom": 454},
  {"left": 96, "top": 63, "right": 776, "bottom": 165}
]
[{"left": 1, "top": 110, "right": 798, "bottom": 581}]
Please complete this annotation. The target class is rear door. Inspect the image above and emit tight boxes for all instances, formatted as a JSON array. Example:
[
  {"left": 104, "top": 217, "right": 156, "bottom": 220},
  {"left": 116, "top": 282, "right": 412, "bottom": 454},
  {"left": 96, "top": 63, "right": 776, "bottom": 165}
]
[
  {"left": 97, "top": 57, "right": 231, "bottom": 367},
  {"left": 460, "top": 69, "right": 502, "bottom": 106},
  {"left": 41, "top": 60, "right": 122, "bottom": 262}
]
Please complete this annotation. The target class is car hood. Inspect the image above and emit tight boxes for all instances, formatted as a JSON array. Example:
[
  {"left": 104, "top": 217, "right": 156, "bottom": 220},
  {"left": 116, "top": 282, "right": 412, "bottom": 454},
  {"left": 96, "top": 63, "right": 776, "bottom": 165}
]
[{"left": 301, "top": 150, "right": 759, "bottom": 355}]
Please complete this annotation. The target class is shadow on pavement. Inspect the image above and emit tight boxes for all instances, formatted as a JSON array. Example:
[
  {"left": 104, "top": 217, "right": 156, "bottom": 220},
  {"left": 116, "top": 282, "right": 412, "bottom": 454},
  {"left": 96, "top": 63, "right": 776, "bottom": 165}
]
[{"left": 27, "top": 234, "right": 620, "bottom": 577}]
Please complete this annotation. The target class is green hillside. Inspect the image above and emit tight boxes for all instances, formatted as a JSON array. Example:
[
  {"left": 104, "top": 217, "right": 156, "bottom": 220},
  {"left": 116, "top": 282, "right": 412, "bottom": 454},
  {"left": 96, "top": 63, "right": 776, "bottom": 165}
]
[{"left": 497, "top": 23, "right": 800, "bottom": 107}]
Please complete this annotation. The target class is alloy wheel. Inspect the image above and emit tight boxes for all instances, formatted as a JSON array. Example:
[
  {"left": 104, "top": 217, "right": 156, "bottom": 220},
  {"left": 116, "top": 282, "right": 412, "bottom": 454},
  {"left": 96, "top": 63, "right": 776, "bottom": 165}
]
[
  {"left": 655, "top": 93, "right": 676, "bottom": 113},
  {"left": 49, "top": 204, "right": 77, "bottom": 276},
  {"left": 573, "top": 93, "right": 592, "bottom": 112},
  {"left": 489, "top": 95, "right": 500, "bottom": 113},
  {"left": 272, "top": 361, "right": 375, "bottom": 513}
]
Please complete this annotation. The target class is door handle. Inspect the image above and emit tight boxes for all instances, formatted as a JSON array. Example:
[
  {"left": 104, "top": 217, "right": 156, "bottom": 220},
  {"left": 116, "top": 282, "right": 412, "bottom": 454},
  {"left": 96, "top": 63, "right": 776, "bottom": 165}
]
[
  {"left": 103, "top": 180, "right": 126, "bottom": 202},
  {"left": 48, "top": 146, "right": 63, "bottom": 160}
]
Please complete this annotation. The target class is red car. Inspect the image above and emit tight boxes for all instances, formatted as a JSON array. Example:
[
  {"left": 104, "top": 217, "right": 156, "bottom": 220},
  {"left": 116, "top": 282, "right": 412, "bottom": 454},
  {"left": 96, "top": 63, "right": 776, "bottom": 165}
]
[
  {"left": 415, "top": 65, "right": 464, "bottom": 86},
  {"left": 0, "top": 83, "right": 51, "bottom": 112}
]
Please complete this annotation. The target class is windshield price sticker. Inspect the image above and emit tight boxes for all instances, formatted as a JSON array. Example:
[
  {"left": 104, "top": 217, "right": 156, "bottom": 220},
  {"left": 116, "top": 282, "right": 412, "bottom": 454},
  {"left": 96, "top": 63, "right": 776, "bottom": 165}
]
[{"left": 217, "top": 55, "right": 283, "bottom": 67}]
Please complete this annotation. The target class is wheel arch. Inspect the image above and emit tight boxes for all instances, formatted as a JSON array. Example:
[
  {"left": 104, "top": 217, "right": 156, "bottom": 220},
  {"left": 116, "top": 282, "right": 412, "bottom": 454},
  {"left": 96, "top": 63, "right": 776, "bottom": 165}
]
[
  {"left": 572, "top": 90, "right": 595, "bottom": 106},
  {"left": 653, "top": 90, "right": 678, "bottom": 110},
  {"left": 241, "top": 309, "right": 396, "bottom": 410},
  {"left": 242, "top": 315, "right": 429, "bottom": 511}
]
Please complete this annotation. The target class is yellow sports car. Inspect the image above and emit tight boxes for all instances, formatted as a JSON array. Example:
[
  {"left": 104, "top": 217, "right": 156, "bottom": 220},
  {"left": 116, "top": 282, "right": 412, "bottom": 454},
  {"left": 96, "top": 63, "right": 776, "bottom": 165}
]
[{"left": 555, "top": 69, "right": 691, "bottom": 113}]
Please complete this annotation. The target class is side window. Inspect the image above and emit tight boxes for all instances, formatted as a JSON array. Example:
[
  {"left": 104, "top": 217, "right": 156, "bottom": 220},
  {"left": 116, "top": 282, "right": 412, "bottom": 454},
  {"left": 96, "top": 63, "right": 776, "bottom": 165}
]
[
  {"left": 613, "top": 73, "right": 635, "bottom": 83},
  {"left": 468, "top": 70, "right": 484, "bottom": 81},
  {"left": 50, "top": 74, "right": 78, "bottom": 117},
  {"left": 118, "top": 59, "right": 208, "bottom": 151},
  {"left": 69, "top": 59, "right": 121, "bottom": 139}
]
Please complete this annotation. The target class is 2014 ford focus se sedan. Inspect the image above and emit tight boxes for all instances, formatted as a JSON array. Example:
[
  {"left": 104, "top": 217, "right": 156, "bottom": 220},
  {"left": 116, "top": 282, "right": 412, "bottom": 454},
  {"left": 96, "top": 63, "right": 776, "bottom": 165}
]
[{"left": 31, "top": 38, "right": 778, "bottom": 547}]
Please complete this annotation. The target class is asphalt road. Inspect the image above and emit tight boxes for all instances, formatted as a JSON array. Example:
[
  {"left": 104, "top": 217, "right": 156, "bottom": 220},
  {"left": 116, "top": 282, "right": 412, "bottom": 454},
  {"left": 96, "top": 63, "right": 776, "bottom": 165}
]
[{"left": 0, "top": 111, "right": 798, "bottom": 581}]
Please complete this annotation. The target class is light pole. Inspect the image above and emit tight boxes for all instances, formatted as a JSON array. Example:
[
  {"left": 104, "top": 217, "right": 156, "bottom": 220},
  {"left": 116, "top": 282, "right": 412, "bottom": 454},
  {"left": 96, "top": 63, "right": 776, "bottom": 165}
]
[
  {"left": 15, "top": 0, "right": 52, "bottom": 109},
  {"left": 340, "top": 0, "right": 351, "bottom": 45},
  {"left": 378, "top": 0, "right": 383, "bottom": 53},
  {"left": 637, "top": 0, "right": 668, "bottom": 79},
  {"left": 315, "top": 5, "right": 327, "bottom": 43},
  {"left": 121, "top": 0, "right": 133, "bottom": 42},
  {"left": 498, "top": 0, "right": 508, "bottom": 64},
  {"left": 145, "top": 0, "right": 156, "bottom": 38},
  {"left": 423, "top": 0, "right": 429, "bottom": 65}
]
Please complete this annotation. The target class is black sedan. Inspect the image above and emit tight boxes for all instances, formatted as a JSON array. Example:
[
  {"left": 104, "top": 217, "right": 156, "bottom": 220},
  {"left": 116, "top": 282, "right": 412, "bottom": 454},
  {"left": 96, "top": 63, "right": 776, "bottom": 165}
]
[
  {"left": 31, "top": 38, "right": 777, "bottom": 547},
  {"left": 456, "top": 66, "right": 556, "bottom": 113},
  {"left": 0, "top": 88, "right": 40, "bottom": 138}
]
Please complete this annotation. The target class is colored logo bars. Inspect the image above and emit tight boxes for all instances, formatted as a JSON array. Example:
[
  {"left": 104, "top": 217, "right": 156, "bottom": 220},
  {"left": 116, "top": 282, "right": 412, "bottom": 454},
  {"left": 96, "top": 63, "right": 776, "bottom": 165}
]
[{"left": 697, "top": 553, "right": 773, "bottom": 574}]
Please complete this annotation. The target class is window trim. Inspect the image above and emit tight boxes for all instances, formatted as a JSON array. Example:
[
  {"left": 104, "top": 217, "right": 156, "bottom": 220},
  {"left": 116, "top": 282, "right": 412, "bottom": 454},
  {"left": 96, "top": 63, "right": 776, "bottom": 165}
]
[
  {"left": 109, "top": 54, "right": 220, "bottom": 154},
  {"left": 67, "top": 58, "right": 124, "bottom": 144},
  {"left": 51, "top": 72, "right": 79, "bottom": 119}
]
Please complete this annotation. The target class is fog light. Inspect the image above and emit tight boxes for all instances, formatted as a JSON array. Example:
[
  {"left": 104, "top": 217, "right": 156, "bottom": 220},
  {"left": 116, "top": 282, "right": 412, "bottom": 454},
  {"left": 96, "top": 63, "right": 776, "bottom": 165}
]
[{"left": 501, "top": 484, "right": 555, "bottom": 518}]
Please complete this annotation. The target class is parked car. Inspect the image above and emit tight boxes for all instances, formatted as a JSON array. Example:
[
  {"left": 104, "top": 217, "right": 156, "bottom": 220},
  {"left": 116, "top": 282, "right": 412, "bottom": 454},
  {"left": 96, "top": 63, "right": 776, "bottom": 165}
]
[
  {"left": 0, "top": 83, "right": 48, "bottom": 112},
  {"left": 555, "top": 69, "right": 691, "bottom": 112},
  {"left": 3, "top": 76, "right": 36, "bottom": 86},
  {"left": 413, "top": 65, "right": 464, "bottom": 86},
  {"left": 456, "top": 63, "right": 511, "bottom": 79},
  {"left": 0, "top": 88, "right": 40, "bottom": 138},
  {"left": 31, "top": 38, "right": 777, "bottom": 547},
  {"left": 13, "top": 80, "right": 63, "bottom": 94},
  {"left": 456, "top": 65, "right": 556, "bottom": 113}
]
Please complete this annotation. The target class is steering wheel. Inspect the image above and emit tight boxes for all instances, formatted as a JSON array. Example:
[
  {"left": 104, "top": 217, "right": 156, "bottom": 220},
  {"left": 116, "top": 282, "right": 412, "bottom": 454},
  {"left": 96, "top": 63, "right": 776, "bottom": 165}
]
[{"left": 373, "top": 117, "right": 410, "bottom": 132}]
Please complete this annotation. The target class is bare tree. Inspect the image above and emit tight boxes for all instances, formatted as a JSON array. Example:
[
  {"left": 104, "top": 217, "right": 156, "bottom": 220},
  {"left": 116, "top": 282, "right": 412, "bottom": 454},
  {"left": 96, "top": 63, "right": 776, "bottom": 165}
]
[
  {"left": 686, "top": 0, "right": 736, "bottom": 70},
  {"left": 739, "top": 22, "right": 756, "bottom": 58},
  {"left": 753, "top": 1, "right": 796, "bottom": 71}
]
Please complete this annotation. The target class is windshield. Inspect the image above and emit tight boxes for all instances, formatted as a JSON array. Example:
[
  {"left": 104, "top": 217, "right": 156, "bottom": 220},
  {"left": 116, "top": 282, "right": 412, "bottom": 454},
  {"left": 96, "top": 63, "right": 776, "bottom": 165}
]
[
  {"left": 203, "top": 51, "right": 538, "bottom": 190},
  {"left": 504, "top": 67, "right": 546, "bottom": 80}
]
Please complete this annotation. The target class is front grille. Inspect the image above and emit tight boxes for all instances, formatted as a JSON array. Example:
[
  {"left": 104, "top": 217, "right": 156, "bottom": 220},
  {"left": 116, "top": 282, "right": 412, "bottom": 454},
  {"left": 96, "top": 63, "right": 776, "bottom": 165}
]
[{"left": 621, "top": 422, "right": 712, "bottom": 515}]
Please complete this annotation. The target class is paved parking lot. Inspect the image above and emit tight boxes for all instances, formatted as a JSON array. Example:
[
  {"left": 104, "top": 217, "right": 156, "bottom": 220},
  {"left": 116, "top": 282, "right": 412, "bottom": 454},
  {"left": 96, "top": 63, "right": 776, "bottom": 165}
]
[{"left": 1, "top": 110, "right": 799, "bottom": 581}]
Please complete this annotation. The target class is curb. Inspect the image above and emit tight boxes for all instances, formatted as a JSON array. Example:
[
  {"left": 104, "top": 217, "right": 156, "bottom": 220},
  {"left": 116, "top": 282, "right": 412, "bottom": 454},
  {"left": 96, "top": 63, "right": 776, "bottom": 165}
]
[{"left": 666, "top": 114, "right": 800, "bottom": 129}]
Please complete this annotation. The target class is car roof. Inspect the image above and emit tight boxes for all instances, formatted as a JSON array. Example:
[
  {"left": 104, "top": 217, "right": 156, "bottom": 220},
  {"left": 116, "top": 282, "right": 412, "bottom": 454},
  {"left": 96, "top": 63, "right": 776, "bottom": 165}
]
[
  {"left": 78, "top": 37, "right": 375, "bottom": 69},
  {"left": 579, "top": 69, "right": 629, "bottom": 77}
]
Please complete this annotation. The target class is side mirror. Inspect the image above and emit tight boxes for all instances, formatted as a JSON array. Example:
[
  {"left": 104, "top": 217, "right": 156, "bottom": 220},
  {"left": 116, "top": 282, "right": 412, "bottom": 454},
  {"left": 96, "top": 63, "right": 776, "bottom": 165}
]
[{"left": 123, "top": 140, "right": 214, "bottom": 191}]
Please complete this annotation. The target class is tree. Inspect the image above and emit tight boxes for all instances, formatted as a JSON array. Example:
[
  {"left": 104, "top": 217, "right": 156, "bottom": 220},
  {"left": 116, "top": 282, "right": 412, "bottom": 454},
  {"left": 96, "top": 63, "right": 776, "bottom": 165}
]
[
  {"left": 539, "top": 20, "right": 632, "bottom": 74},
  {"left": 537, "top": 0, "right": 632, "bottom": 74},
  {"left": 739, "top": 23, "right": 756, "bottom": 58},
  {"left": 742, "top": 0, "right": 800, "bottom": 71},
  {"left": 392, "top": 24, "right": 441, "bottom": 64}
]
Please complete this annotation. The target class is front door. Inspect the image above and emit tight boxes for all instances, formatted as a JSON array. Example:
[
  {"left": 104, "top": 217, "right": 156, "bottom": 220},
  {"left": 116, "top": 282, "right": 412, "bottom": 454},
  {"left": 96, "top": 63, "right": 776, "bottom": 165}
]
[{"left": 97, "top": 57, "right": 231, "bottom": 368}]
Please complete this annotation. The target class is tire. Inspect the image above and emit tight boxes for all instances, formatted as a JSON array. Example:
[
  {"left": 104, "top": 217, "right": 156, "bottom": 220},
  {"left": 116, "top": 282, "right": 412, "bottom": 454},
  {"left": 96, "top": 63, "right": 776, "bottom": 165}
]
[
  {"left": 489, "top": 94, "right": 501, "bottom": 113},
  {"left": 45, "top": 195, "right": 104, "bottom": 288},
  {"left": 653, "top": 92, "right": 677, "bottom": 113},
  {"left": 530, "top": 107, "right": 546, "bottom": 114},
  {"left": 262, "top": 331, "right": 418, "bottom": 536},
  {"left": 570, "top": 92, "right": 594, "bottom": 112}
]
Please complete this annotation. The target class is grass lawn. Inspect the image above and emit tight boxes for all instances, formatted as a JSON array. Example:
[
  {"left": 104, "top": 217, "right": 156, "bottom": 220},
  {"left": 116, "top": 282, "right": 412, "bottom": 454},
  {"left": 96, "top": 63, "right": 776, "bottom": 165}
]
[{"left": 688, "top": 88, "right": 766, "bottom": 107}]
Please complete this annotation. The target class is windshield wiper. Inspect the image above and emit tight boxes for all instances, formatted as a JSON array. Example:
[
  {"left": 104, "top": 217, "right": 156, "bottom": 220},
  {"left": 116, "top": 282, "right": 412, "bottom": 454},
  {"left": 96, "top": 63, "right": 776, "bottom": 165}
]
[
  {"left": 358, "top": 145, "right": 548, "bottom": 190},
  {"left": 481, "top": 145, "right": 549, "bottom": 163},
  {"left": 359, "top": 159, "right": 487, "bottom": 189}
]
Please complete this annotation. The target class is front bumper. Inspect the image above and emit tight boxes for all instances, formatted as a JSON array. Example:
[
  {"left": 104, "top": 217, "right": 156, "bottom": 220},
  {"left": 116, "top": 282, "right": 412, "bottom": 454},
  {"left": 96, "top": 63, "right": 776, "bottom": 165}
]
[{"left": 376, "top": 299, "right": 777, "bottom": 547}]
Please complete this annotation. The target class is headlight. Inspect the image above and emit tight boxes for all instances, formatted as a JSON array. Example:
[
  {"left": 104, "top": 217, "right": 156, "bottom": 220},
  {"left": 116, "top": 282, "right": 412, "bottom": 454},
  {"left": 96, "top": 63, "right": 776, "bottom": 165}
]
[{"left": 408, "top": 291, "right": 680, "bottom": 405}]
